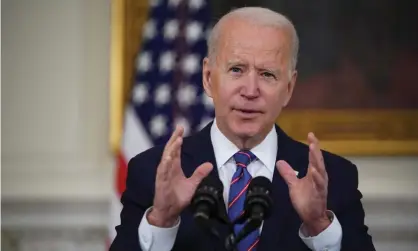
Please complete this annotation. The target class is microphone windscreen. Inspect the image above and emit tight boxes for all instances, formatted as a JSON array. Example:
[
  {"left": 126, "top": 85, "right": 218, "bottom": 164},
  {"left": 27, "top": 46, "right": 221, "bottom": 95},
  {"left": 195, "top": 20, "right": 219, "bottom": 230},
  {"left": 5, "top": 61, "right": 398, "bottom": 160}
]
[
  {"left": 249, "top": 176, "right": 272, "bottom": 192},
  {"left": 198, "top": 175, "right": 224, "bottom": 193}
]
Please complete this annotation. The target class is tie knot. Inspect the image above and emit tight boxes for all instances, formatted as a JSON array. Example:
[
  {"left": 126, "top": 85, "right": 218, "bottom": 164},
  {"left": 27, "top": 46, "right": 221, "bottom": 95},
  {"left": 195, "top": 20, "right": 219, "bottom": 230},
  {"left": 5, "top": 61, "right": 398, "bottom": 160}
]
[{"left": 233, "top": 150, "right": 256, "bottom": 167}]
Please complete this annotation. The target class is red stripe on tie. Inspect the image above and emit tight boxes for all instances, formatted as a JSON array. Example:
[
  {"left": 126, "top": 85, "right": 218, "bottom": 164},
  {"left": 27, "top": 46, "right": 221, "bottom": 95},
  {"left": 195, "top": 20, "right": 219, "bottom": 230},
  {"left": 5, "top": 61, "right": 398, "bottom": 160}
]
[
  {"left": 228, "top": 179, "right": 251, "bottom": 208},
  {"left": 248, "top": 237, "right": 260, "bottom": 251},
  {"left": 239, "top": 151, "right": 252, "bottom": 161},
  {"left": 231, "top": 172, "right": 244, "bottom": 185},
  {"left": 237, "top": 163, "right": 247, "bottom": 168}
]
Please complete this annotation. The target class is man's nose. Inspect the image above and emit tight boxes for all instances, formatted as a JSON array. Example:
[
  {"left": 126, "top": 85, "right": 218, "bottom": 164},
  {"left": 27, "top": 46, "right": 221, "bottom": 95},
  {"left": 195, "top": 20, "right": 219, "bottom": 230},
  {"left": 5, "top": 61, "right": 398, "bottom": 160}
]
[{"left": 241, "top": 72, "right": 260, "bottom": 99}]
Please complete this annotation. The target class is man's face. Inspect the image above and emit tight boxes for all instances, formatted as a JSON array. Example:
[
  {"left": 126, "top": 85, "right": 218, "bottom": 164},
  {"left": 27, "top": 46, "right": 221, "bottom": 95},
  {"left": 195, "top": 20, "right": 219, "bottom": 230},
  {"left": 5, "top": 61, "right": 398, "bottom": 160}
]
[{"left": 203, "top": 18, "right": 297, "bottom": 140}]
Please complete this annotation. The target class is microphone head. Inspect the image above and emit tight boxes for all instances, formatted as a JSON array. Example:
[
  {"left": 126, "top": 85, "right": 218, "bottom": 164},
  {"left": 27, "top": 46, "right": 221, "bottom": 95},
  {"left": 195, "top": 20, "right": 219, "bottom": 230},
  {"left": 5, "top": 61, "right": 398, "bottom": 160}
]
[
  {"left": 244, "top": 176, "right": 273, "bottom": 220},
  {"left": 198, "top": 175, "right": 224, "bottom": 193},
  {"left": 248, "top": 176, "right": 272, "bottom": 193},
  {"left": 190, "top": 175, "right": 224, "bottom": 222}
]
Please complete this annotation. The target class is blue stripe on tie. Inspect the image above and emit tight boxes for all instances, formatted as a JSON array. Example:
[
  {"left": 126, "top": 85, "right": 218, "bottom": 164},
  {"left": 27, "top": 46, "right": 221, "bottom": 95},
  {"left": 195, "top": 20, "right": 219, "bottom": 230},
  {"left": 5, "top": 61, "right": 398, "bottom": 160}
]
[{"left": 228, "top": 150, "right": 259, "bottom": 251}]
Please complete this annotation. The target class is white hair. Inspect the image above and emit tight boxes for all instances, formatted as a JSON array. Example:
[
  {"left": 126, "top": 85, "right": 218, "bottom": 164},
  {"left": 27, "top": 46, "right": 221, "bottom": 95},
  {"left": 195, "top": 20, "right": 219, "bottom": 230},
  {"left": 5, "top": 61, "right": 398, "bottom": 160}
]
[{"left": 207, "top": 7, "right": 299, "bottom": 73}]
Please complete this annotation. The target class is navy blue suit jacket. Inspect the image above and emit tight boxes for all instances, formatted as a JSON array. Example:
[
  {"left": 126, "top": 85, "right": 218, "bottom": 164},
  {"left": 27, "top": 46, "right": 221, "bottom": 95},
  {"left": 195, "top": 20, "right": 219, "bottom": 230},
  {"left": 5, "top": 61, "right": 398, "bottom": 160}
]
[{"left": 110, "top": 122, "right": 375, "bottom": 251}]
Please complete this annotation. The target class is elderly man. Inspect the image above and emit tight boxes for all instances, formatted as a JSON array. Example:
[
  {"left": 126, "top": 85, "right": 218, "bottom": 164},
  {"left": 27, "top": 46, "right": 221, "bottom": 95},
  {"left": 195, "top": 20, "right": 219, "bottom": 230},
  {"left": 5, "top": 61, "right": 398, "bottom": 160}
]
[{"left": 110, "top": 7, "right": 375, "bottom": 251}]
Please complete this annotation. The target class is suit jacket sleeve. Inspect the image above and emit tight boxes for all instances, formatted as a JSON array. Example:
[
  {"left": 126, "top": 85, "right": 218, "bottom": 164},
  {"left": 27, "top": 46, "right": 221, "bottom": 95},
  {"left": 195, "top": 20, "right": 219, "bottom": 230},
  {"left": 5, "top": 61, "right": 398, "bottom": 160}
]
[
  {"left": 109, "top": 152, "right": 157, "bottom": 251},
  {"left": 336, "top": 160, "right": 376, "bottom": 251}
]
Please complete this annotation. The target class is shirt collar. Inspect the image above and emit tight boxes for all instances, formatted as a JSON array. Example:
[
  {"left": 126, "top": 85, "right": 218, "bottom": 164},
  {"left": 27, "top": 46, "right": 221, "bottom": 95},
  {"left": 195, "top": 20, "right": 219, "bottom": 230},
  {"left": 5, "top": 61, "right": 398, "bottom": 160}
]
[{"left": 210, "top": 119, "right": 277, "bottom": 174}]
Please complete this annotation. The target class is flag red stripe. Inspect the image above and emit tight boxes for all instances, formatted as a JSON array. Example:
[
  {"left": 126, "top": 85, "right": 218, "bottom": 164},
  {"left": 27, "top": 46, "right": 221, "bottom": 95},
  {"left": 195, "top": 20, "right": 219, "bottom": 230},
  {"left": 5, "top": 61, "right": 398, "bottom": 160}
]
[{"left": 116, "top": 152, "right": 128, "bottom": 196}]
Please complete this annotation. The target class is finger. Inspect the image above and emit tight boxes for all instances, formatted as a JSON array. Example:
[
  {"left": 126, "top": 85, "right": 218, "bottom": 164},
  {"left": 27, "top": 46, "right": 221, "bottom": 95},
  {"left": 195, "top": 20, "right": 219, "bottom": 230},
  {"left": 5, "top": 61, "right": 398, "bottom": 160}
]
[
  {"left": 170, "top": 137, "right": 184, "bottom": 179},
  {"left": 189, "top": 162, "right": 214, "bottom": 187},
  {"left": 164, "top": 125, "right": 184, "bottom": 153},
  {"left": 164, "top": 135, "right": 183, "bottom": 161},
  {"left": 309, "top": 143, "right": 327, "bottom": 178},
  {"left": 276, "top": 160, "right": 298, "bottom": 187},
  {"left": 308, "top": 133, "right": 326, "bottom": 176},
  {"left": 307, "top": 132, "right": 319, "bottom": 145},
  {"left": 157, "top": 155, "right": 172, "bottom": 181},
  {"left": 311, "top": 168, "right": 327, "bottom": 194},
  {"left": 307, "top": 132, "right": 316, "bottom": 166}
]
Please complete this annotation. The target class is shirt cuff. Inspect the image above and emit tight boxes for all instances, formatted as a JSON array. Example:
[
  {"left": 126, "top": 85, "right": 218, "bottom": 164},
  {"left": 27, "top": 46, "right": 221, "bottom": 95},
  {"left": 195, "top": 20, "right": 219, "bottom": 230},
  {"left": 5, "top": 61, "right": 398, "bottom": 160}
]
[
  {"left": 299, "top": 211, "right": 342, "bottom": 251},
  {"left": 138, "top": 207, "right": 181, "bottom": 251}
]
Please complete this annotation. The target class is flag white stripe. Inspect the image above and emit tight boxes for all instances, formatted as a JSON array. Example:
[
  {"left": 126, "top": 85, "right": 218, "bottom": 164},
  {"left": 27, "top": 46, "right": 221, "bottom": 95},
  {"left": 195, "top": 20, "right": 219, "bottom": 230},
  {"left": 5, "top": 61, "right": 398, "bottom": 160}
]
[{"left": 122, "top": 105, "right": 153, "bottom": 161}]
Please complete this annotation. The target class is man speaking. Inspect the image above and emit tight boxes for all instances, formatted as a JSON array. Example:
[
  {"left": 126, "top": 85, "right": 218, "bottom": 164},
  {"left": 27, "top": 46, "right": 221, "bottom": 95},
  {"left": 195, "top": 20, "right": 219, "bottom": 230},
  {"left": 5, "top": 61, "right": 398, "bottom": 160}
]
[{"left": 110, "top": 6, "right": 375, "bottom": 251}]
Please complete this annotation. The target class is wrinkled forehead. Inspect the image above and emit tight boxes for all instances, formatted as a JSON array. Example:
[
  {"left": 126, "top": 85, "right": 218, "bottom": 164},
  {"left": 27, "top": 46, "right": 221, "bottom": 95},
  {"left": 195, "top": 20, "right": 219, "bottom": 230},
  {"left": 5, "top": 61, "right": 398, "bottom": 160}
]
[{"left": 215, "top": 18, "right": 292, "bottom": 66}]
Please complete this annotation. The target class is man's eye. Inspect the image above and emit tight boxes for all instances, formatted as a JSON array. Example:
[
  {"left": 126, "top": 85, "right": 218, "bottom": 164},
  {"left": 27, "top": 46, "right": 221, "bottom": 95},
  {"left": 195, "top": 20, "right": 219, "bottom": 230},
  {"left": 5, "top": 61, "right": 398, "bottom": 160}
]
[
  {"left": 230, "top": 67, "right": 242, "bottom": 73},
  {"left": 262, "top": 72, "right": 276, "bottom": 79}
]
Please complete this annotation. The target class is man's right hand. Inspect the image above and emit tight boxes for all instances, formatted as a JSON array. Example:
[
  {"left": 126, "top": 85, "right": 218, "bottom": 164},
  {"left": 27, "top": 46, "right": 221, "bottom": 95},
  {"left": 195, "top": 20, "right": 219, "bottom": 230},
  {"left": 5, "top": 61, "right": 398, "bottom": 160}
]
[{"left": 147, "top": 125, "right": 214, "bottom": 228}]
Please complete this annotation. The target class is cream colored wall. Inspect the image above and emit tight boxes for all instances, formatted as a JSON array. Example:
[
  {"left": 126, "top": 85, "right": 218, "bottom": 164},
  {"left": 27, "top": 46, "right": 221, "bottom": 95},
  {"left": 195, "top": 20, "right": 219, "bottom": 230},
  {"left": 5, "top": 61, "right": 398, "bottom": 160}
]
[
  {"left": 3, "top": 0, "right": 113, "bottom": 201},
  {"left": 2, "top": 0, "right": 417, "bottom": 250}
]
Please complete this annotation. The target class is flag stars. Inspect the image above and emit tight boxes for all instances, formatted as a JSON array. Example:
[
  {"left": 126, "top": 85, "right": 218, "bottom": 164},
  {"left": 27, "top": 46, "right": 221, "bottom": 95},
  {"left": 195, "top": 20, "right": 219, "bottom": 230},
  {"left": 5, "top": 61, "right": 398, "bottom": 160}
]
[
  {"left": 182, "top": 54, "right": 200, "bottom": 75},
  {"left": 133, "top": 83, "right": 149, "bottom": 104},
  {"left": 155, "top": 84, "right": 171, "bottom": 106},
  {"left": 164, "top": 20, "right": 179, "bottom": 40},
  {"left": 150, "top": 115, "right": 168, "bottom": 137},
  {"left": 143, "top": 20, "right": 156, "bottom": 40},
  {"left": 175, "top": 116, "right": 191, "bottom": 136},
  {"left": 168, "top": 0, "right": 182, "bottom": 8},
  {"left": 150, "top": 0, "right": 162, "bottom": 7},
  {"left": 160, "top": 51, "right": 176, "bottom": 73},
  {"left": 189, "top": 0, "right": 205, "bottom": 11},
  {"left": 137, "top": 51, "right": 152, "bottom": 72},
  {"left": 177, "top": 84, "right": 196, "bottom": 108},
  {"left": 186, "top": 22, "right": 203, "bottom": 44}
]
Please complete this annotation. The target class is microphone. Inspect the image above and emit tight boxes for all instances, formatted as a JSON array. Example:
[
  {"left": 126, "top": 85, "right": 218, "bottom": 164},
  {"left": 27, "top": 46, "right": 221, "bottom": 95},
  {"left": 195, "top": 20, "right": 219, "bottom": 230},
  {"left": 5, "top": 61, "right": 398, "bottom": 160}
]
[
  {"left": 225, "top": 176, "right": 273, "bottom": 250},
  {"left": 190, "top": 175, "right": 224, "bottom": 234}
]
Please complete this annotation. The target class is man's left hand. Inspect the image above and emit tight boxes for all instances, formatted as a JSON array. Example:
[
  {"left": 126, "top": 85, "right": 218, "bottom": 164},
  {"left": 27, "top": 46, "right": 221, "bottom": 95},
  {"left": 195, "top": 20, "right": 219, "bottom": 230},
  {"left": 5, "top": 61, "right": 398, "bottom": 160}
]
[{"left": 276, "top": 132, "right": 330, "bottom": 236}]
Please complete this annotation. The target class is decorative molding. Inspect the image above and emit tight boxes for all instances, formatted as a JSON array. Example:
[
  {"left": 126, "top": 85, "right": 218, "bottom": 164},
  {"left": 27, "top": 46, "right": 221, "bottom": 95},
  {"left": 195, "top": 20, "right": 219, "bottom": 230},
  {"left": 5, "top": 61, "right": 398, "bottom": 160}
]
[
  {"left": 2, "top": 200, "right": 110, "bottom": 251},
  {"left": 2, "top": 198, "right": 418, "bottom": 251},
  {"left": 2, "top": 228, "right": 107, "bottom": 251},
  {"left": 2, "top": 158, "right": 113, "bottom": 201},
  {"left": 2, "top": 201, "right": 109, "bottom": 230}
]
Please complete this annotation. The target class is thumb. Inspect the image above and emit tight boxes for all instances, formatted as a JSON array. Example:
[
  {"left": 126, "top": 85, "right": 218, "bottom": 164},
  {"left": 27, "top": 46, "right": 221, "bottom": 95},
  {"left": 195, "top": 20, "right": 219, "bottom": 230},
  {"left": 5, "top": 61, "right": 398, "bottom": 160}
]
[
  {"left": 189, "top": 162, "right": 213, "bottom": 186},
  {"left": 276, "top": 160, "right": 298, "bottom": 187}
]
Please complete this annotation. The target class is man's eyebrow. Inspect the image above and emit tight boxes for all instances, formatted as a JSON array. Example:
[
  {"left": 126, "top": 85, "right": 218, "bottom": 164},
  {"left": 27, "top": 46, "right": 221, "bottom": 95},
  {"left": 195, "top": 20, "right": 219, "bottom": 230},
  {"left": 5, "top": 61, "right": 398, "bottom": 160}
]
[
  {"left": 256, "top": 65, "right": 281, "bottom": 75},
  {"left": 226, "top": 59, "right": 246, "bottom": 65}
]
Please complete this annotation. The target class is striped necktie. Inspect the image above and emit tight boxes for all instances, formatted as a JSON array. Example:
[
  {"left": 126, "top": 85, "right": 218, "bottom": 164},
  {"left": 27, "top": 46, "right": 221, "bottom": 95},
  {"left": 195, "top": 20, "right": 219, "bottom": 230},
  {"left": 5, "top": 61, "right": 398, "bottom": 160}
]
[{"left": 228, "top": 150, "right": 260, "bottom": 251}]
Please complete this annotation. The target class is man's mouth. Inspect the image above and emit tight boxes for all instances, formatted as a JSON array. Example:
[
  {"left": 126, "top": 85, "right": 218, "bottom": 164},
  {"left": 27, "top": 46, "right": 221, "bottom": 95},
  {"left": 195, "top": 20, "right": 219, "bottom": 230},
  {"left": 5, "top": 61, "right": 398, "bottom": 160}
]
[
  {"left": 233, "top": 108, "right": 263, "bottom": 117},
  {"left": 235, "top": 108, "right": 261, "bottom": 113}
]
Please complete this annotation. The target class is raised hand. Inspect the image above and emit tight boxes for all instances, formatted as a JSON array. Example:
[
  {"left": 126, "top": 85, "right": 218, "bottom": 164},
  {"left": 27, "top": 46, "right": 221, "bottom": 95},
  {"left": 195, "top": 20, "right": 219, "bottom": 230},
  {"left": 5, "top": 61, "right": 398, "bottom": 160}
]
[
  {"left": 277, "top": 132, "right": 330, "bottom": 235},
  {"left": 147, "top": 125, "right": 213, "bottom": 227}
]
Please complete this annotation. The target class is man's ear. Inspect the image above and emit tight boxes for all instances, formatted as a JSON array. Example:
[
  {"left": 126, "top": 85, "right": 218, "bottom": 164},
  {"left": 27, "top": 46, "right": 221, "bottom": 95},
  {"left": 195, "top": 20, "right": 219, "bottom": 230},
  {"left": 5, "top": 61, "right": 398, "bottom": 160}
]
[
  {"left": 202, "top": 57, "right": 213, "bottom": 97},
  {"left": 283, "top": 70, "right": 297, "bottom": 107}
]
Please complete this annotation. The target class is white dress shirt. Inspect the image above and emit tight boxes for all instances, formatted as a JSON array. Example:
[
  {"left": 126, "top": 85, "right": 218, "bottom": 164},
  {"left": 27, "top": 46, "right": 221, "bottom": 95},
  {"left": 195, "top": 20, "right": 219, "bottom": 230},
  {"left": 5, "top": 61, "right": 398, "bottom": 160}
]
[{"left": 138, "top": 120, "right": 342, "bottom": 251}]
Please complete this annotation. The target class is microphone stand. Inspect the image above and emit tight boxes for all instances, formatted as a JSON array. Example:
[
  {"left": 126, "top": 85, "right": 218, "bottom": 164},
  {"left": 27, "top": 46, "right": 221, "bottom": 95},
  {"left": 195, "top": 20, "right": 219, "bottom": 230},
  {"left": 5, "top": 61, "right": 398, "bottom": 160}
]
[{"left": 224, "top": 213, "right": 263, "bottom": 251}]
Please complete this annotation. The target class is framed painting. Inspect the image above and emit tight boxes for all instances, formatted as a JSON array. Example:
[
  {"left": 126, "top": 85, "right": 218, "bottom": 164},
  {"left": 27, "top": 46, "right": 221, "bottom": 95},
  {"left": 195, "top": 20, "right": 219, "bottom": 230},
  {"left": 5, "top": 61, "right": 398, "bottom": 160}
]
[
  {"left": 273, "top": 0, "right": 418, "bottom": 155},
  {"left": 109, "top": 0, "right": 418, "bottom": 156}
]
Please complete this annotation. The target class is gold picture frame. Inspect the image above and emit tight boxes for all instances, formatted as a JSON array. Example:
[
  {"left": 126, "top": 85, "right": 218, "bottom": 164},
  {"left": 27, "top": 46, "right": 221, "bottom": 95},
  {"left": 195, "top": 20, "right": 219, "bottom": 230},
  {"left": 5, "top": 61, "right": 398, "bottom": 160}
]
[{"left": 109, "top": 0, "right": 418, "bottom": 156}]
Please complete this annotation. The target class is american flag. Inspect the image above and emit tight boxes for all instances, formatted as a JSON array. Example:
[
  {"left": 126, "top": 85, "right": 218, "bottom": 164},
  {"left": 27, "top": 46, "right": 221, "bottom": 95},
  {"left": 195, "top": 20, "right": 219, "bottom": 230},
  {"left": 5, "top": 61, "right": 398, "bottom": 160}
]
[{"left": 109, "top": 0, "right": 214, "bottom": 242}]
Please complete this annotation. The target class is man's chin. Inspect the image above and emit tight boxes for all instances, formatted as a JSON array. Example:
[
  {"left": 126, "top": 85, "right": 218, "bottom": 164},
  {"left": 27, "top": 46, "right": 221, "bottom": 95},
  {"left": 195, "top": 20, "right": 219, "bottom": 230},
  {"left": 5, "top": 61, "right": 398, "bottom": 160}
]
[{"left": 230, "top": 123, "right": 261, "bottom": 139}]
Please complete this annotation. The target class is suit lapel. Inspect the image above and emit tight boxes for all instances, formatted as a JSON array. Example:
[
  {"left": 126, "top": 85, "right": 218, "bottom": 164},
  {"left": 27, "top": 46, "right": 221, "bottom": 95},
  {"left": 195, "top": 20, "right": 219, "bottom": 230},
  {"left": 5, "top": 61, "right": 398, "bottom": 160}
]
[{"left": 182, "top": 121, "right": 218, "bottom": 179}]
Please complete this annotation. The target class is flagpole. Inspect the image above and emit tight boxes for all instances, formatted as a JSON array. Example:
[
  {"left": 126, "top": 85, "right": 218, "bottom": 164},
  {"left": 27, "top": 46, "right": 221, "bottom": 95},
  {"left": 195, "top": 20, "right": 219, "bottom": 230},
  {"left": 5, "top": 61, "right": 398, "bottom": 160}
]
[{"left": 109, "top": 0, "right": 126, "bottom": 154}]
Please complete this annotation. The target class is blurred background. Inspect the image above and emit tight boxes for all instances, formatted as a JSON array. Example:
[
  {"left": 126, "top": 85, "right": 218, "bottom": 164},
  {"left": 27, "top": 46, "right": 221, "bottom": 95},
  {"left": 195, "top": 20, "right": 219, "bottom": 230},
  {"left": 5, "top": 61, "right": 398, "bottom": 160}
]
[{"left": 2, "top": 0, "right": 418, "bottom": 250}]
